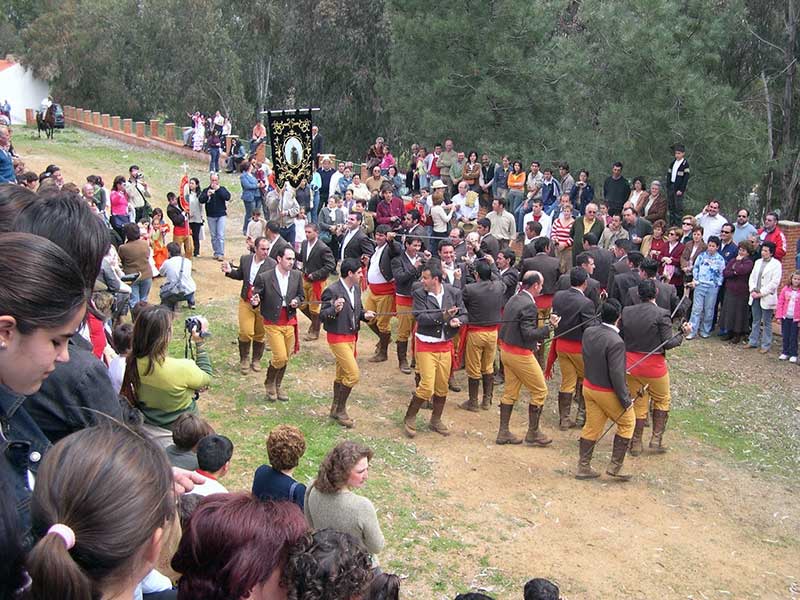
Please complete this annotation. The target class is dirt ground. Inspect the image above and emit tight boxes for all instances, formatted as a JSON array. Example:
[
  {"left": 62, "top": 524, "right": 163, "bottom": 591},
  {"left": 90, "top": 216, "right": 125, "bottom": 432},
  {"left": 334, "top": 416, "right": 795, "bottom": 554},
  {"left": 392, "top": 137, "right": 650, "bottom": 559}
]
[{"left": 19, "top": 138, "right": 800, "bottom": 600}]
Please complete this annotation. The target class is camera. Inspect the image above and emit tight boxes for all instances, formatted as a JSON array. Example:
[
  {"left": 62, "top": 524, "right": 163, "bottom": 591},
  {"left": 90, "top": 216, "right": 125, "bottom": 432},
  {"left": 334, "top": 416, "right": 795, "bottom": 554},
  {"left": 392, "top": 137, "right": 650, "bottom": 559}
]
[
  {"left": 185, "top": 316, "right": 210, "bottom": 338},
  {"left": 135, "top": 172, "right": 145, "bottom": 180}
]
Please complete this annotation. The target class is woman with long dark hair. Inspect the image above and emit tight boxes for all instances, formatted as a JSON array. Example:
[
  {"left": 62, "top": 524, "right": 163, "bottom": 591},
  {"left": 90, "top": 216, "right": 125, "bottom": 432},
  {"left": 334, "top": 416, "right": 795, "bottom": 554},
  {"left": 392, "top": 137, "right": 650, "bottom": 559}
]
[
  {"left": 110, "top": 174, "right": 131, "bottom": 239},
  {"left": 27, "top": 424, "right": 176, "bottom": 600},
  {"left": 0, "top": 232, "right": 88, "bottom": 537},
  {"left": 121, "top": 305, "right": 212, "bottom": 444},
  {"left": 185, "top": 177, "right": 204, "bottom": 256}
]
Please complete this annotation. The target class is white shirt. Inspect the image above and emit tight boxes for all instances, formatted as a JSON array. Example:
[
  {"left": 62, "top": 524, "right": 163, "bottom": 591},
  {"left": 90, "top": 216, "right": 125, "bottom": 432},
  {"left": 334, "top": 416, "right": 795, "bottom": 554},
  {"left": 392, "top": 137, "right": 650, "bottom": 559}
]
[
  {"left": 305, "top": 238, "right": 318, "bottom": 262},
  {"left": 341, "top": 228, "right": 358, "bottom": 260},
  {"left": 416, "top": 288, "right": 447, "bottom": 342},
  {"left": 250, "top": 257, "right": 267, "bottom": 285},
  {"left": 442, "top": 261, "right": 457, "bottom": 285},
  {"left": 158, "top": 256, "right": 197, "bottom": 294},
  {"left": 602, "top": 322, "right": 620, "bottom": 334},
  {"left": 190, "top": 476, "right": 228, "bottom": 496},
  {"left": 453, "top": 194, "right": 478, "bottom": 221},
  {"left": 275, "top": 268, "right": 291, "bottom": 306},
  {"left": 368, "top": 243, "right": 388, "bottom": 284},
  {"left": 340, "top": 278, "right": 356, "bottom": 307},
  {"left": 329, "top": 171, "right": 344, "bottom": 196},
  {"left": 523, "top": 211, "right": 552, "bottom": 239},
  {"left": 694, "top": 212, "right": 727, "bottom": 242},
  {"left": 670, "top": 159, "right": 682, "bottom": 183}
]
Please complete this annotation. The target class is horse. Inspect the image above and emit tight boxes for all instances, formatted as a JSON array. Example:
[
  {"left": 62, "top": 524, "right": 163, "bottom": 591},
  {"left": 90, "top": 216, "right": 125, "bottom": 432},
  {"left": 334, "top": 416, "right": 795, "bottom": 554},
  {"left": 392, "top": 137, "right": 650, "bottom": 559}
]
[{"left": 36, "top": 104, "right": 56, "bottom": 139}]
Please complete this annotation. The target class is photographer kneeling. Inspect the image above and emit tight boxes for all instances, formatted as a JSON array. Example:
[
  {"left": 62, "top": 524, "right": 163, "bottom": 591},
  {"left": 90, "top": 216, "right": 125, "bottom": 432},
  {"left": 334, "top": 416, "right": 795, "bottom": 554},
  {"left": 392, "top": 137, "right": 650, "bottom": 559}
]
[{"left": 121, "top": 305, "right": 212, "bottom": 446}]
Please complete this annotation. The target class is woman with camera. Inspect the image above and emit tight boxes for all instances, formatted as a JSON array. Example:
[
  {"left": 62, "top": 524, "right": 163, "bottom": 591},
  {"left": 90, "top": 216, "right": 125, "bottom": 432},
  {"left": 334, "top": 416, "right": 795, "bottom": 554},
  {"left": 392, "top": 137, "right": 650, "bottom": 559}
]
[{"left": 121, "top": 304, "right": 213, "bottom": 446}]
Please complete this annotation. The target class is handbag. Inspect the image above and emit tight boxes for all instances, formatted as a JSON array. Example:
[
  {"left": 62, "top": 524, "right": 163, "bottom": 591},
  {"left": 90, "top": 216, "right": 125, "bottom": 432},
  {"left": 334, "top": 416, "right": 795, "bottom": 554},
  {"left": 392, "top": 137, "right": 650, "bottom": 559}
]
[{"left": 160, "top": 258, "right": 190, "bottom": 300}]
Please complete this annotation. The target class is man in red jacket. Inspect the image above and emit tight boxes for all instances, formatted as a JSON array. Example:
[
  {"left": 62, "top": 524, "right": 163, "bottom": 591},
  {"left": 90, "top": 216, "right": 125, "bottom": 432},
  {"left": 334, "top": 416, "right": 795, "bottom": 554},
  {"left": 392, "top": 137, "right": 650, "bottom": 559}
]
[{"left": 758, "top": 211, "right": 787, "bottom": 260}]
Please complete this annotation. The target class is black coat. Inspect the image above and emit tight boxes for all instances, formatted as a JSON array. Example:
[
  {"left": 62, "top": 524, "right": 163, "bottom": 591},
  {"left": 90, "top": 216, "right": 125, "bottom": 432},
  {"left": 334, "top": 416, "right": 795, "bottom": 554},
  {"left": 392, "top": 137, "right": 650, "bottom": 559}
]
[
  {"left": 413, "top": 284, "right": 468, "bottom": 340},
  {"left": 252, "top": 268, "right": 305, "bottom": 322},
  {"left": 226, "top": 253, "right": 277, "bottom": 301},
  {"left": 320, "top": 279, "right": 366, "bottom": 334},
  {"left": 499, "top": 291, "right": 550, "bottom": 350}
]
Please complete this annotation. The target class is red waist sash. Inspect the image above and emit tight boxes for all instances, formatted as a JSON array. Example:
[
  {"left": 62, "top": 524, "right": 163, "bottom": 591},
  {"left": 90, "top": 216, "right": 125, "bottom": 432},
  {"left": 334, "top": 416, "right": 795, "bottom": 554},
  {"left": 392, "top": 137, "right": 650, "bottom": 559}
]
[
  {"left": 303, "top": 275, "right": 324, "bottom": 301},
  {"left": 368, "top": 281, "right": 396, "bottom": 295},
  {"left": 625, "top": 351, "right": 667, "bottom": 378},
  {"left": 584, "top": 378, "right": 613, "bottom": 393},
  {"left": 498, "top": 340, "right": 532, "bottom": 356}
]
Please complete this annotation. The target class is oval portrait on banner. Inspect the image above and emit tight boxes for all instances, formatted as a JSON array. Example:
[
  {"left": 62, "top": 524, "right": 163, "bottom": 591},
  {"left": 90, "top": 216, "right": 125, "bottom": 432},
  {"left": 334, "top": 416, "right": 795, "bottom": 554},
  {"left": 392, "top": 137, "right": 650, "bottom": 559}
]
[{"left": 284, "top": 136, "right": 304, "bottom": 167}]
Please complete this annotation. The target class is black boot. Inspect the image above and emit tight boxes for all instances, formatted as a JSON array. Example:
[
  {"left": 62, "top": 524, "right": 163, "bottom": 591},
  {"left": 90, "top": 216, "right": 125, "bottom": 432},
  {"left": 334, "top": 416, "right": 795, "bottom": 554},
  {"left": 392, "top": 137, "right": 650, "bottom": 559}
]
[
  {"left": 606, "top": 435, "right": 632, "bottom": 481},
  {"left": 459, "top": 378, "right": 481, "bottom": 412},
  {"left": 265, "top": 365, "right": 278, "bottom": 401}
]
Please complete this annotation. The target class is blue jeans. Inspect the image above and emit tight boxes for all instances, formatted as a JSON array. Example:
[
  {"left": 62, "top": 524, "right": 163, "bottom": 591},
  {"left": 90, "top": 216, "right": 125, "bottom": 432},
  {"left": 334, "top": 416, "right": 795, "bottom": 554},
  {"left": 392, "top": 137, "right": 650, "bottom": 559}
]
[
  {"left": 749, "top": 303, "right": 774, "bottom": 349},
  {"left": 129, "top": 278, "right": 153, "bottom": 308},
  {"left": 781, "top": 318, "right": 799, "bottom": 357},
  {"left": 514, "top": 201, "right": 531, "bottom": 232},
  {"left": 207, "top": 216, "right": 226, "bottom": 257},
  {"left": 242, "top": 200, "right": 257, "bottom": 234},
  {"left": 507, "top": 190, "right": 524, "bottom": 214},
  {"left": 689, "top": 283, "right": 719, "bottom": 337},
  {"left": 209, "top": 148, "right": 220, "bottom": 173}
]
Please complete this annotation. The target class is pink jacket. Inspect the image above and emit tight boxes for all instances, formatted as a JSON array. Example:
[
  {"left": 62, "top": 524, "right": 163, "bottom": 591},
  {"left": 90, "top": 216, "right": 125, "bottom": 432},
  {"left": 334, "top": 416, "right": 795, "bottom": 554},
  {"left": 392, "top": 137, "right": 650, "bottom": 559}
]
[{"left": 776, "top": 286, "right": 800, "bottom": 321}]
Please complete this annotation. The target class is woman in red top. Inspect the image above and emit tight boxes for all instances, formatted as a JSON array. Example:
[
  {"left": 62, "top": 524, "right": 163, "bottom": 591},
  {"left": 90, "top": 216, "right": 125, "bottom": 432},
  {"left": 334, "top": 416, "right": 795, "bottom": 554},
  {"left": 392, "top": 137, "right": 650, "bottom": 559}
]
[{"left": 551, "top": 200, "right": 576, "bottom": 273}]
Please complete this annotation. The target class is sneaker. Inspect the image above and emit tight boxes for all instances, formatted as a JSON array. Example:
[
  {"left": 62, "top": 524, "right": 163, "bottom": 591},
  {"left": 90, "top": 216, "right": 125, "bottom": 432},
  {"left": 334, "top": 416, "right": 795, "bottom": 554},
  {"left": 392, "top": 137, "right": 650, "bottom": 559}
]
[
  {"left": 699, "top": 333, "right": 710, "bottom": 339},
  {"left": 685, "top": 334, "right": 696, "bottom": 340},
  {"left": 779, "top": 354, "right": 789, "bottom": 360},
  {"left": 790, "top": 356, "right": 798, "bottom": 363}
]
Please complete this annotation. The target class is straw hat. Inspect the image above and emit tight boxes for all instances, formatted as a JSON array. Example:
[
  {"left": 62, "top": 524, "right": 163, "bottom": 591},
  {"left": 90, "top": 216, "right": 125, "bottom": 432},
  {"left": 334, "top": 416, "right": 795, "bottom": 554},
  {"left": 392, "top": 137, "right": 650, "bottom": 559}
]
[{"left": 431, "top": 179, "right": 447, "bottom": 190}]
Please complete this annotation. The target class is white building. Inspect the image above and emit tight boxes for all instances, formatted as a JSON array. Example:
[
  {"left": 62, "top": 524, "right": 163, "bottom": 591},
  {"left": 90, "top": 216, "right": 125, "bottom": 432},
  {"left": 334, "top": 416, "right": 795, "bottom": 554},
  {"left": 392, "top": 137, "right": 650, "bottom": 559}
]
[{"left": 0, "top": 58, "right": 50, "bottom": 124}]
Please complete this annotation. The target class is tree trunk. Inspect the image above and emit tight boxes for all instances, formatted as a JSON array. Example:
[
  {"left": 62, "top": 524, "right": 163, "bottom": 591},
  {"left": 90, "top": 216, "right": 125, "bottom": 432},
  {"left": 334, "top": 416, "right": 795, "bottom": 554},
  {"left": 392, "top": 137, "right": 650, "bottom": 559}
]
[{"left": 781, "top": 0, "right": 798, "bottom": 216}]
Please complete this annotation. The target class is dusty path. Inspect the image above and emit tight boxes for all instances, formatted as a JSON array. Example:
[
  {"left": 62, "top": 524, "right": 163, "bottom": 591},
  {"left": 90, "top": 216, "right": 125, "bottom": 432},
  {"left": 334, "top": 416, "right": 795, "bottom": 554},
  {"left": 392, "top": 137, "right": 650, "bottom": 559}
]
[{"left": 17, "top": 134, "right": 800, "bottom": 599}]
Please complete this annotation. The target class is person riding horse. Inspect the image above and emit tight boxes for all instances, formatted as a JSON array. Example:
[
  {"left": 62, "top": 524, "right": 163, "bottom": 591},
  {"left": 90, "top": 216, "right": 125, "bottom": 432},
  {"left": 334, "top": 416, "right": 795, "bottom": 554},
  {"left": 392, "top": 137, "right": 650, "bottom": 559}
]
[{"left": 36, "top": 102, "right": 57, "bottom": 140}]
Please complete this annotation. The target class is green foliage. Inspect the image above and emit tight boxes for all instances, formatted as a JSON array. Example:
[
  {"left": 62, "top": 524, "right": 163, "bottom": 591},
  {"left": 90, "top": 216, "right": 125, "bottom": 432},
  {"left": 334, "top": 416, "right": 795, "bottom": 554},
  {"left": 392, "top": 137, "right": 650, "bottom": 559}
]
[{"left": 11, "top": 0, "right": 799, "bottom": 215}]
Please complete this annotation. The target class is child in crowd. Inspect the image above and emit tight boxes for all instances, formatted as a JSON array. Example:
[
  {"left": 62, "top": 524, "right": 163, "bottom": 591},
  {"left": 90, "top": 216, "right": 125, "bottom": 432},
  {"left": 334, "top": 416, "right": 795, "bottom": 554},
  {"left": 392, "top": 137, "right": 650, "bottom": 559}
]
[
  {"left": 165, "top": 413, "right": 215, "bottom": 470},
  {"left": 294, "top": 208, "right": 307, "bottom": 252},
  {"left": 777, "top": 270, "right": 800, "bottom": 362},
  {"left": 246, "top": 207, "right": 267, "bottom": 250},
  {"left": 252, "top": 424, "right": 307, "bottom": 509},
  {"left": 192, "top": 434, "right": 234, "bottom": 496},
  {"left": 524, "top": 578, "right": 560, "bottom": 600},
  {"left": 150, "top": 206, "right": 170, "bottom": 268},
  {"left": 365, "top": 573, "right": 400, "bottom": 600},
  {"left": 109, "top": 322, "right": 133, "bottom": 393}
]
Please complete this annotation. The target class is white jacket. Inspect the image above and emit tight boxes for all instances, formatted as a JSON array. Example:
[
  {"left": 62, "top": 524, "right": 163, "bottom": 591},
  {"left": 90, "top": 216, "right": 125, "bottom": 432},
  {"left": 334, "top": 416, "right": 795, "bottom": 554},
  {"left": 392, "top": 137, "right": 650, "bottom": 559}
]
[{"left": 748, "top": 257, "right": 782, "bottom": 309}]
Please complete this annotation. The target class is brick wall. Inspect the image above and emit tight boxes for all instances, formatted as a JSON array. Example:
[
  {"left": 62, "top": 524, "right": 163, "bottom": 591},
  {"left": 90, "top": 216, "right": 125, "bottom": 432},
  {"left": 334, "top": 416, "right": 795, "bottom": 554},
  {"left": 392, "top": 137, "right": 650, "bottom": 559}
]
[{"left": 780, "top": 220, "right": 800, "bottom": 286}]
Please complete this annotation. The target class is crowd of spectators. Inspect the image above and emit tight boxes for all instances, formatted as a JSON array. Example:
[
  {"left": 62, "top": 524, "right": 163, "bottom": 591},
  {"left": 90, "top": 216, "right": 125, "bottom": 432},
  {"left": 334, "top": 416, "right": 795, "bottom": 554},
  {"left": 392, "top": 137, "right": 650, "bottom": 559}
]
[{"left": 1, "top": 115, "right": 799, "bottom": 599}]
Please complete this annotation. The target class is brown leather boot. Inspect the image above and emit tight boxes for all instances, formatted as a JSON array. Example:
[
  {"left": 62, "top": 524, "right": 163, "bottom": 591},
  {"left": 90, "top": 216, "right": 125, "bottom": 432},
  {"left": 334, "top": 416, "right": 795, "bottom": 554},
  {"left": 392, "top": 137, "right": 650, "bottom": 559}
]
[
  {"left": 558, "top": 392, "right": 575, "bottom": 430},
  {"left": 576, "top": 437, "right": 600, "bottom": 479},
  {"left": 524, "top": 404, "right": 552, "bottom": 446},
  {"left": 649, "top": 409, "right": 669, "bottom": 453},
  {"left": 459, "top": 378, "right": 481, "bottom": 412},
  {"left": 429, "top": 395, "right": 450, "bottom": 436},
  {"left": 403, "top": 394, "right": 425, "bottom": 438},
  {"left": 303, "top": 314, "right": 320, "bottom": 341},
  {"left": 264, "top": 365, "right": 278, "bottom": 401},
  {"left": 334, "top": 385, "right": 355, "bottom": 428},
  {"left": 367, "top": 321, "right": 382, "bottom": 354},
  {"left": 274, "top": 366, "right": 289, "bottom": 401},
  {"left": 606, "top": 435, "right": 632, "bottom": 481},
  {"left": 238, "top": 340, "right": 251, "bottom": 375},
  {"left": 481, "top": 373, "right": 494, "bottom": 410},
  {"left": 369, "top": 331, "right": 390, "bottom": 363},
  {"left": 250, "top": 341, "right": 265, "bottom": 372},
  {"left": 573, "top": 379, "right": 586, "bottom": 428},
  {"left": 448, "top": 374, "right": 461, "bottom": 392},
  {"left": 629, "top": 418, "right": 646, "bottom": 456},
  {"left": 397, "top": 341, "right": 412, "bottom": 374},
  {"left": 496, "top": 404, "right": 523, "bottom": 445},
  {"left": 330, "top": 381, "right": 342, "bottom": 419}
]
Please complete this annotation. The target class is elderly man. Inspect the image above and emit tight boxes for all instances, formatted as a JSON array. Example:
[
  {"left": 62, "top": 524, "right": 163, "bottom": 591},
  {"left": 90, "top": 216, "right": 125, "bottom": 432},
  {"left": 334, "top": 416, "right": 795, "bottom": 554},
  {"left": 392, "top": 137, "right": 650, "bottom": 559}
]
[
  {"left": 569, "top": 202, "right": 604, "bottom": 264},
  {"left": 452, "top": 181, "right": 479, "bottom": 225},
  {"left": 437, "top": 139, "right": 458, "bottom": 192},
  {"left": 0, "top": 127, "right": 16, "bottom": 184}
]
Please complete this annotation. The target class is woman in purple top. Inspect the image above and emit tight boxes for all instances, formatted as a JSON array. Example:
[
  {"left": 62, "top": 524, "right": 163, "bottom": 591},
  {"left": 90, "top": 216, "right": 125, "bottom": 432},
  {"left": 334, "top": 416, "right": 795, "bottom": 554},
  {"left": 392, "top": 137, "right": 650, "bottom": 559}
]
[{"left": 719, "top": 241, "right": 755, "bottom": 344}]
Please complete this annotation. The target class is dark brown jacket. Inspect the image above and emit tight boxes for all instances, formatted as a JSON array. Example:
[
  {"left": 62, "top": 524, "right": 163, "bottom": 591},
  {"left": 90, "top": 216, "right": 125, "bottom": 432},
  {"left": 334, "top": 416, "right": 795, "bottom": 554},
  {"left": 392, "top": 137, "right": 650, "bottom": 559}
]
[
  {"left": 551, "top": 288, "right": 597, "bottom": 341},
  {"left": 499, "top": 291, "right": 550, "bottom": 350},
  {"left": 268, "top": 235, "right": 293, "bottom": 262},
  {"left": 581, "top": 324, "right": 631, "bottom": 408},
  {"left": 299, "top": 239, "right": 335, "bottom": 282},
  {"left": 252, "top": 268, "right": 304, "bottom": 322},
  {"left": 226, "top": 253, "right": 277, "bottom": 301},
  {"left": 413, "top": 284, "right": 468, "bottom": 340},
  {"left": 557, "top": 273, "right": 602, "bottom": 307},
  {"left": 320, "top": 279, "right": 366, "bottom": 335},
  {"left": 620, "top": 302, "right": 683, "bottom": 355},
  {"left": 520, "top": 253, "right": 560, "bottom": 295},
  {"left": 462, "top": 279, "right": 506, "bottom": 325}
]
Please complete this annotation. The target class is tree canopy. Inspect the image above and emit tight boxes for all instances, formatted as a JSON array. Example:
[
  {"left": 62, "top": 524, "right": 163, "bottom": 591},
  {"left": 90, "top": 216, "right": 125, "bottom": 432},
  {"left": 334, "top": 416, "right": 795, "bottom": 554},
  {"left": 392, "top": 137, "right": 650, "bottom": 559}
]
[{"left": 6, "top": 0, "right": 800, "bottom": 219}]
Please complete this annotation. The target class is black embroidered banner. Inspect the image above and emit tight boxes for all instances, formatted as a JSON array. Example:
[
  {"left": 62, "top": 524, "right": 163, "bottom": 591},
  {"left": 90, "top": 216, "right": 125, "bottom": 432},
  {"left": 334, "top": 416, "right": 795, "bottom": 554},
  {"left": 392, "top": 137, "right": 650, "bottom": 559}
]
[{"left": 267, "top": 109, "right": 313, "bottom": 188}]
